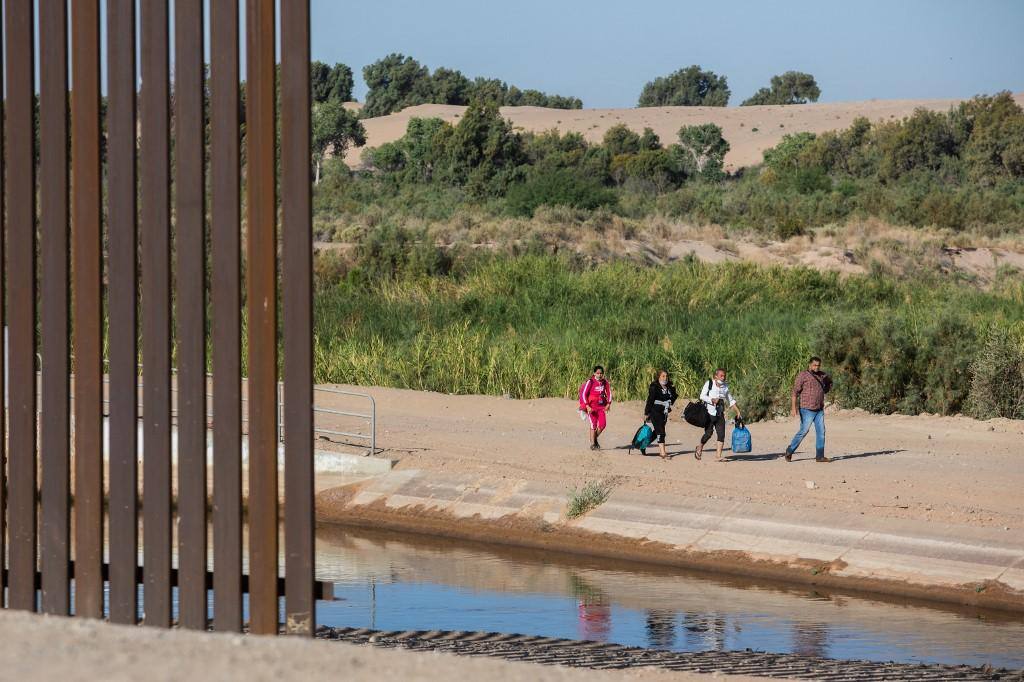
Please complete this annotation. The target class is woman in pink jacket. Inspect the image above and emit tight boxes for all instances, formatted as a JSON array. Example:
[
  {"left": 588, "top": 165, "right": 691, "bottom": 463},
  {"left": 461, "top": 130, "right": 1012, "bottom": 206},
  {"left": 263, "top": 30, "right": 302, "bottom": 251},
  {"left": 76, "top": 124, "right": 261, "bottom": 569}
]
[{"left": 579, "top": 365, "right": 613, "bottom": 450}]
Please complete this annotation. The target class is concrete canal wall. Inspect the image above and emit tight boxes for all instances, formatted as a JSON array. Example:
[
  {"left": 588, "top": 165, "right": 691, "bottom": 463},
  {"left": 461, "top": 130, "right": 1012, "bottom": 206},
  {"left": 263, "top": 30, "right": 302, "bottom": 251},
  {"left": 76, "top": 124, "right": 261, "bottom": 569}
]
[{"left": 316, "top": 468, "right": 1024, "bottom": 613}]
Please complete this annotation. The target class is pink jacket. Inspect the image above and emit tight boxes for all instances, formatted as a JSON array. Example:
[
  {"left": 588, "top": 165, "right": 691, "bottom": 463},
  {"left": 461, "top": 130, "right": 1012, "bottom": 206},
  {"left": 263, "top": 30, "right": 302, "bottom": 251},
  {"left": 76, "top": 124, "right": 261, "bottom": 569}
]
[{"left": 578, "top": 377, "right": 612, "bottom": 410}]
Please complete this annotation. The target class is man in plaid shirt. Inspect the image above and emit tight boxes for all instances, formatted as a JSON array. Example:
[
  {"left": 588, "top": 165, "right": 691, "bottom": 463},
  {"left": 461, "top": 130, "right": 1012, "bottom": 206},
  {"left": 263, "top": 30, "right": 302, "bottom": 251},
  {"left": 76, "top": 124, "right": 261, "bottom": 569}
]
[{"left": 784, "top": 356, "right": 833, "bottom": 463}]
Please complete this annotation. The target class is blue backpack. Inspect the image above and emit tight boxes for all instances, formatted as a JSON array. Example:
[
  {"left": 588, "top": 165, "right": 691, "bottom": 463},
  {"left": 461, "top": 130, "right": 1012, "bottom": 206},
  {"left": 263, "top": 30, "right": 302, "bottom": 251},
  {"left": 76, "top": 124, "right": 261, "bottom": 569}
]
[
  {"left": 630, "top": 423, "right": 655, "bottom": 454},
  {"left": 731, "top": 423, "right": 752, "bottom": 454}
]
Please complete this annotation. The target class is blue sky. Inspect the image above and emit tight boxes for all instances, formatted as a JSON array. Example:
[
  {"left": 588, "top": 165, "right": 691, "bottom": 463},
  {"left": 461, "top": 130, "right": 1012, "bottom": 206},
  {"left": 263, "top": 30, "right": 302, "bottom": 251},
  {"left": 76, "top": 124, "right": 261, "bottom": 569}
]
[{"left": 310, "top": 0, "right": 1024, "bottom": 108}]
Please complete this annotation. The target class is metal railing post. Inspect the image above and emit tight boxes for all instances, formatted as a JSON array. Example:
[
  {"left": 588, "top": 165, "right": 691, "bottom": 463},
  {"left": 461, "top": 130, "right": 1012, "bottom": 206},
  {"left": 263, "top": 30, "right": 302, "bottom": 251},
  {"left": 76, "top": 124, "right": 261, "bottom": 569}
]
[{"left": 310, "top": 386, "right": 376, "bottom": 457}]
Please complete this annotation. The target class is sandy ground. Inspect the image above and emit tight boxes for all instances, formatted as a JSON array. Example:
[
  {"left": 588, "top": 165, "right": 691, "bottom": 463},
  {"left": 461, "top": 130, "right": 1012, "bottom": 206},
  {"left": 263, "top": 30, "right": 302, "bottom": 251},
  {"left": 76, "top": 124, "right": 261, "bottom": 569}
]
[
  {"left": 0, "top": 611, "right": 772, "bottom": 682},
  {"left": 315, "top": 386, "right": 1024, "bottom": 532},
  {"left": 345, "top": 94, "right": 1024, "bottom": 171}
]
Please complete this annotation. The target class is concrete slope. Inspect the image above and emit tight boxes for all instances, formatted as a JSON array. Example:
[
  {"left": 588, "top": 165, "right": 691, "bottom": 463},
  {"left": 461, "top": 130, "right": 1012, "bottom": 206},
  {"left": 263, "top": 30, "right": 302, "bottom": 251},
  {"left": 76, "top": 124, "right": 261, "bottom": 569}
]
[{"left": 317, "top": 469, "right": 1024, "bottom": 613}]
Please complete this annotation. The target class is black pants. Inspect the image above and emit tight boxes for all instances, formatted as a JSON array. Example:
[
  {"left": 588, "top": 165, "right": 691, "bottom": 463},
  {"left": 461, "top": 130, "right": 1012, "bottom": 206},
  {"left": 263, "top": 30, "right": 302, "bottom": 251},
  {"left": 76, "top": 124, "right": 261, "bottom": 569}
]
[
  {"left": 701, "top": 409, "right": 725, "bottom": 445},
  {"left": 650, "top": 412, "right": 668, "bottom": 444}
]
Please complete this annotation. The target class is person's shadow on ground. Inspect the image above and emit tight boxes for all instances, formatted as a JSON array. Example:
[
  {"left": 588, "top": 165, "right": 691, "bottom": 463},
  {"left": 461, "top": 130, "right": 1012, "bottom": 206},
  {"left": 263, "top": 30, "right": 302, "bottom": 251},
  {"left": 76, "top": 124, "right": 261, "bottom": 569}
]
[
  {"left": 623, "top": 447, "right": 735, "bottom": 460},
  {"left": 618, "top": 447, "right": 905, "bottom": 462},
  {"left": 828, "top": 449, "right": 904, "bottom": 461},
  {"left": 616, "top": 445, "right": 699, "bottom": 459},
  {"left": 734, "top": 449, "right": 905, "bottom": 462}
]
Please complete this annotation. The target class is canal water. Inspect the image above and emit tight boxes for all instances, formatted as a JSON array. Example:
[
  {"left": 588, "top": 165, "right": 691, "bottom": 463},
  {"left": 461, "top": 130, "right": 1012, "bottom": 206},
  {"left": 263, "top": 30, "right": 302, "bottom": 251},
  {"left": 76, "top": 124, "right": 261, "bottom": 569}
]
[
  {"left": 81, "top": 522, "right": 1021, "bottom": 669},
  {"left": 313, "top": 525, "right": 1024, "bottom": 669}
]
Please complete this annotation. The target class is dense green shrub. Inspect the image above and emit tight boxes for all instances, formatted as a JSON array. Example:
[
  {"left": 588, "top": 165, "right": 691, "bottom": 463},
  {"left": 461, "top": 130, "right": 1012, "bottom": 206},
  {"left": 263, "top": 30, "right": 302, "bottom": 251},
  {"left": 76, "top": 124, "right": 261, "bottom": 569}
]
[
  {"left": 968, "top": 323, "right": 1024, "bottom": 419},
  {"left": 350, "top": 224, "right": 453, "bottom": 281},
  {"left": 505, "top": 168, "right": 617, "bottom": 216},
  {"left": 602, "top": 124, "right": 661, "bottom": 156},
  {"left": 814, "top": 308, "right": 979, "bottom": 414},
  {"left": 610, "top": 149, "right": 685, "bottom": 192}
]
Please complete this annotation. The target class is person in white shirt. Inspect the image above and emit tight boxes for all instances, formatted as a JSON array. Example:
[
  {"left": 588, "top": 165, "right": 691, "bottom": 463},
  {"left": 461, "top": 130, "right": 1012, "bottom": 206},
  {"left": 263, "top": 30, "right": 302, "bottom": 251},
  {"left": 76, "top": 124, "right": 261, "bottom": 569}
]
[{"left": 696, "top": 368, "right": 742, "bottom": 461}]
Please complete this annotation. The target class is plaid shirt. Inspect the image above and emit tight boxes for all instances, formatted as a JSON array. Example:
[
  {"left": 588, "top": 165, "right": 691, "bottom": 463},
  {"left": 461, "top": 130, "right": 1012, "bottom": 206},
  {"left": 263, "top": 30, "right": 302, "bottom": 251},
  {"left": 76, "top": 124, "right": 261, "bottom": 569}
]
[{"left": 793, "top": 370, "right": 831, "bottom": 410}]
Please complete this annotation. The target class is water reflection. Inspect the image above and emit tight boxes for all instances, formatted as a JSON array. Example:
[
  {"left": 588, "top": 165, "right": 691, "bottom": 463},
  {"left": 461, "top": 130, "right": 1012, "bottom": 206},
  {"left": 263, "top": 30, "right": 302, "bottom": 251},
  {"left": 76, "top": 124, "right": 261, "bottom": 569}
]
[
  {"left": 313, "top": 524, "right": 1024, "bottom": 668},
  {"left": 644, "top": 610, "right": 676, "bottom": 649},
  {"left": 682, "top": 612, "right": 729, "bottom": 650},
  {"left": 569, "top": 574, "right": 611, "bottom": 642},
  {"left": 792, "top": 621, "right": 830, "bottom": 658}
]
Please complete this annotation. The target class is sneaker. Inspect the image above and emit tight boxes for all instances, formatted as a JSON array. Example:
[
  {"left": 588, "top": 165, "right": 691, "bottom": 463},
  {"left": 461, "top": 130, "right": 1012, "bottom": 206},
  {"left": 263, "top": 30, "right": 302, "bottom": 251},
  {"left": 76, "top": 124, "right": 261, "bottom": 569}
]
[
  {"left": 784, "top": 448, "right": 793, "bottom": 462},
  {"left": 815, "top": 456, "right": 832, "bottom": 463}
]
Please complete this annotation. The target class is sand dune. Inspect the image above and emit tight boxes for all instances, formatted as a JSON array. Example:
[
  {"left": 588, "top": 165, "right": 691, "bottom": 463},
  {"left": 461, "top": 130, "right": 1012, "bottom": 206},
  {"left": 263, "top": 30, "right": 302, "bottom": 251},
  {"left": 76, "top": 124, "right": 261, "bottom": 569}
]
[{"left": 346, "top": 93, "right": 1024, "bottom": 171}]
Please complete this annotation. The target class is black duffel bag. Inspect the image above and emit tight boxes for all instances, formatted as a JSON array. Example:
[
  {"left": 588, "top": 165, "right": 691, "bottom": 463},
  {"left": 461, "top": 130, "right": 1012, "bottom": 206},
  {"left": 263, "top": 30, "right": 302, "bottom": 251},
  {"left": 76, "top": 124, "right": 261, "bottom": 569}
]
[
  {"left": 682, "top": 380, "right": 713, "bottom": 428},
  {"left": 682, "top": 401, "right": 709, "bottom": 428}
]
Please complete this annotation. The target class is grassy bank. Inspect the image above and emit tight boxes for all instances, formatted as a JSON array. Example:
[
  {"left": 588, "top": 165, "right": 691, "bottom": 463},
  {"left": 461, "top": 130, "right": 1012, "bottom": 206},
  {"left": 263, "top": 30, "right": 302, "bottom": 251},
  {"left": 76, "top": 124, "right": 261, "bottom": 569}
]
[{"left": 313, "top": 255, "right": 1024, "bottom": 420}]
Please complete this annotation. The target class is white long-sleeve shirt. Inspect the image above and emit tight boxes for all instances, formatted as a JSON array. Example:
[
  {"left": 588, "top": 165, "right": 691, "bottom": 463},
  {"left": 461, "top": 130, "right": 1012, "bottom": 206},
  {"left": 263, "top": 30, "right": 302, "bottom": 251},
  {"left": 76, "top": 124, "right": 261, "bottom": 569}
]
[{"left": 700, "top": 379, "right": 737, "bottom": 417}]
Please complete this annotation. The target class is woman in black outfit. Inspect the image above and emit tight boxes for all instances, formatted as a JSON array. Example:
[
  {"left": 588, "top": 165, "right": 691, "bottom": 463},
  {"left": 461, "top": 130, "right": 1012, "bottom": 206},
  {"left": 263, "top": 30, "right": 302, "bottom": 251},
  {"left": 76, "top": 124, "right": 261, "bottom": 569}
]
[{"left": 644, "top": 369, "right": 678, "bottom": 460}]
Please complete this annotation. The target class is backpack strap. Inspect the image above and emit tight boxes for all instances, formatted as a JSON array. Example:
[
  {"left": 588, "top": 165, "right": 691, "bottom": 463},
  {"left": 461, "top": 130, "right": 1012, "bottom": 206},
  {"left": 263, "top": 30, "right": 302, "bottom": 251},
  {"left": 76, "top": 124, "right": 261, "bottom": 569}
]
[{"left": 808, "top": 371, "right": 828, "bottom": 393}]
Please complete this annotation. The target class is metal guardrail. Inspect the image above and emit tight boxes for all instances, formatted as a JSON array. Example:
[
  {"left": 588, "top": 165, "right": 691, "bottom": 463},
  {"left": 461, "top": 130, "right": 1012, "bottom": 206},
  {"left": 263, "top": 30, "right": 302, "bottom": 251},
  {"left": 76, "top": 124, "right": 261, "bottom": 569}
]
[
  {"left": 312, "top": 386, "right": 376, "bottom": 456},
  {"left": 37, "top": 364, "right": 378, "bottom": 457}
]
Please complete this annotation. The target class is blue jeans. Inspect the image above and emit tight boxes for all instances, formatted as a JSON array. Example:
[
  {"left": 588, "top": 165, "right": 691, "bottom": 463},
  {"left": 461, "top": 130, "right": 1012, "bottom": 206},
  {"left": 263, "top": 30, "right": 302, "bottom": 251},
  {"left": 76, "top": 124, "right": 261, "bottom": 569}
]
[{"left": 788, "top": 408, "right": 826, "bottom": 458}]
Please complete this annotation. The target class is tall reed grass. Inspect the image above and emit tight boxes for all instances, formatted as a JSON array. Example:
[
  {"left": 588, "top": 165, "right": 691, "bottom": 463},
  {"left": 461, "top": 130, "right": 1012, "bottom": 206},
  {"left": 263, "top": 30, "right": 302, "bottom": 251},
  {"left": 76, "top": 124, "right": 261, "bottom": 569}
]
[{"left": 312, "top": 255, "right": 1023, "bottom": 419}]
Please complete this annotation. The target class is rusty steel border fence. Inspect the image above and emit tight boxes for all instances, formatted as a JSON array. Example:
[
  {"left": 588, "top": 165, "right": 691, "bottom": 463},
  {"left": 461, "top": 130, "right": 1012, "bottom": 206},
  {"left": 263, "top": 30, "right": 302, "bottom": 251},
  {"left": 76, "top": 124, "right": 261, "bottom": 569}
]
[{"left": 0, "top": 0, "right": 316, "bottom": 635}]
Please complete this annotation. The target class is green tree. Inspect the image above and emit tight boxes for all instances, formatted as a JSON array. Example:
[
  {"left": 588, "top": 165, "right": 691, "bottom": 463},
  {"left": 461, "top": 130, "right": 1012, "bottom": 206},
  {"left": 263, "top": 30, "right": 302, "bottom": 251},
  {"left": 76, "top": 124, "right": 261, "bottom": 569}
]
[
  {"left": 362, "top": 141, "right": 406, "bottom": 173},
  {"left": 677, "top": 123, "right": 730, "bottom": 180},
  {"left": 362, "top": 53, "right": 433, "bottom": 117},
  {"left": 545, "top": 94, "right": 584, "bottom": 110},
  {"left": 311, "top": 61, "right": 354, "bottom": 103},
  {"left": 446, "top": 99, "right": 524, "bottom": 195},
  {"left": 312, "top": 100, "right": 366, "bottom": 184},
  {"left": 638, "top": 127, "right": 662, "bottom": 150},
  {"left": 469, "top": 77, "right": 509, "bottom": 105},
  {"left": 324, "top": 63, "right": 354, "bottom": 102},
  {"left": 431, "top": 67, "right": 473, "bottom": 105},
  {"left": 877, "top": 108, "right": 957, "bottom": 181},
  {"left": 741, "top": 71, "right": 821, "bottom": 106},
  {"left": 310, "top": 61, "right": 332, "bottom": 102},
  {"left": 401, "top": 117, "right": 454, "bottom": 182},
  {"left": 602, "top": 124, "right": 642, "bottom": 157},
  {"left": 524, "top": 130, "right": 588, "bottom": 165},
  {"left": 638, "top": 65, "right": 730, "bottom": 107},
  {"left": 762, "top": 132, "right": 818, "bottom": 175},
  {"left": 507, "top": 88, "right": 583, "bottom": 109},
  {"left": 955, "top": 92, "right": 1024, "bottom": 183},
  {"left": 602, "top": 125, "right": 662, "bottom": 157}
]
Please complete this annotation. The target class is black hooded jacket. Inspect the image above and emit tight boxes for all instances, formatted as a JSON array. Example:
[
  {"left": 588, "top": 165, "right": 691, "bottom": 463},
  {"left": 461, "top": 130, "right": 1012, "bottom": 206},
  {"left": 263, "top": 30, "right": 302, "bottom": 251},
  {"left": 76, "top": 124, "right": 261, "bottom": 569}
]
[{"left": 645, "top": 381, "right": 678, "bottom": 419}]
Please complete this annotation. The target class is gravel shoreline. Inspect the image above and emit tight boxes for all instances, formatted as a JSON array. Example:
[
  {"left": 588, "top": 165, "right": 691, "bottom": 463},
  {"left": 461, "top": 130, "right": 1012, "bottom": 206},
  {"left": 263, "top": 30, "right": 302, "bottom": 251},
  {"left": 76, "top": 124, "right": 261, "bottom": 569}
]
[{"left": 0, "top": 610, "right": 767, "bottom": 682}]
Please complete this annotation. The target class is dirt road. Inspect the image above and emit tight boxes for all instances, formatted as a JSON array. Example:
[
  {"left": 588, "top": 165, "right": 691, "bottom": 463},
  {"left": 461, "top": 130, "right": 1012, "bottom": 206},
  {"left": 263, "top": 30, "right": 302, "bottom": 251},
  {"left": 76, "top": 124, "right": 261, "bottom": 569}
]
[{"left": 317, "top": 386, "right": 1023, "bottom": 532}]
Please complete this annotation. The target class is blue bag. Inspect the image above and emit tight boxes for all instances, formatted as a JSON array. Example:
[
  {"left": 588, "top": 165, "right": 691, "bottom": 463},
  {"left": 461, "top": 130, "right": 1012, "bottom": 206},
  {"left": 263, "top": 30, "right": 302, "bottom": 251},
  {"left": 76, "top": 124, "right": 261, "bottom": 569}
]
[
  {"left": 630, "top": 423, "right": 655, "bottom": 454},
  {"left": 731, "top": 424, "right": 752, "bottom": 454}
]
